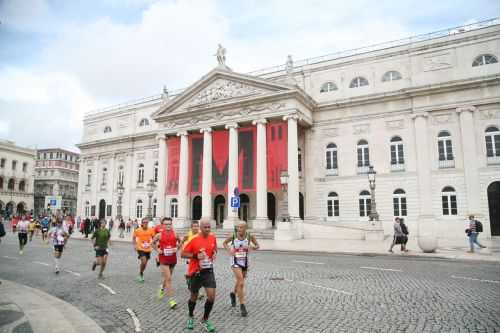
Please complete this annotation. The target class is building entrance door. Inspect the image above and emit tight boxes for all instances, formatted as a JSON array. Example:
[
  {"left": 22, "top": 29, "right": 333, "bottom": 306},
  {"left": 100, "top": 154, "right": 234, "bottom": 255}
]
[
  {"left": 192, "top": 196, "right": 202, "bottom": 220},
  {"left": 238, "top": 194, "right": 250, "bottom": 222},
  {"left": 488, "top": 181, "right": 500, "bottom": 236},
  {"left": 267, "top": 193, "right": 276, "bottom": 227},
  {"left": 214, "top": 195, "right": 225, "bottom": 228},
  {"left": 99, "top": 199, "right": 106, "bottom": 220}
]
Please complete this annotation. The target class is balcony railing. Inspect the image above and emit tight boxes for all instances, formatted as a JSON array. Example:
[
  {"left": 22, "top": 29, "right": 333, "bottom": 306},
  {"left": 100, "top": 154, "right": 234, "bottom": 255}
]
[
  {"left": 390, "top": 163, "right": 405, "bottom": 172},
  {"left": 487, "top": 156, "right": 500, "bottom": 165},
  {"left": 326, "top": 168, "right": 339, "bottom": 176},
  {"left": 357, "top": 165, "right": 370, "bottom": 174},
  {"left": 438, "top": 159, "right": 455, "bottom": 169}
]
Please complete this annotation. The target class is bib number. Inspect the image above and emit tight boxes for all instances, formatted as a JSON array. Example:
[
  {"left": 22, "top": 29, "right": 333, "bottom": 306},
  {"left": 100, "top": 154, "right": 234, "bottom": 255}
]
[
  {"left": 142, "top": 241, "right": 150, "bottom": 249},
  {"left": 163, "top": 247, "right": 176, "bottom": 256},
  {"left": 200, "top": 257, "right": 212, "bottom": 269}
]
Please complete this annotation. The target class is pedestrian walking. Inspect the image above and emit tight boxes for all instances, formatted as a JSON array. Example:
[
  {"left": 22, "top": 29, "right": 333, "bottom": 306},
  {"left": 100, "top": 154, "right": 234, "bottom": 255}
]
[
  {"left": 466, "top": 215, "right": 487, "bottom": 253},
  {"left": 108, "top": 218, "right": 114, "bottom": 233},
  {"left": 17, "top": 216, "right": 29, "bottom": 254},
  {"left": 389, "top": 217, "right": 407, "bottom": 253},
  {"left": 118, "top": 219, "right": 125, "bottom": 238},
  {"left": 126, "top": 219, "right": 132, "bottom": 233},
  {"left": 77, "top": 216, "right": 81, "bottom": 231},
  {"left": 399, "top": 218, "right": 409, "bottom": 252},
  {"left": 91, "top": 219, "right": 111, "bottom": 279}
]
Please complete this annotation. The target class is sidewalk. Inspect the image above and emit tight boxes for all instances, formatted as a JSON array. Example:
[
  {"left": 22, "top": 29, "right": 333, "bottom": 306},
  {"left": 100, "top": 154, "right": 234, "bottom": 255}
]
[
  {"left": 0, "top": 279, "right": 106, "bottom": 333},
  {"left": 71, "top": 228, "right": 500, "bottom": 262}
]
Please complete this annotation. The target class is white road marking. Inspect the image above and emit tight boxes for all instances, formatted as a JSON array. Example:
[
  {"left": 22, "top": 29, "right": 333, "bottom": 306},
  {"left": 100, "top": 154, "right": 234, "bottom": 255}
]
[
  {"left": 126, "top": 308, "right": 142, "bottom": 332},
  {"left": 98, "top": 283, "right": 117, "bottom": 295},
  {"left": 360, "top": 266, "right": 403, "bottom": 272},
  {"left": 298, "top": 281, "right": 354, "bottom": 295},
  {"left": 293, "top": 260, "right": 325, "bottom": 265},
  {"left": 451, "top": 275, "right": 500, "bottom": 284},
  {"left": 2, "top": 256, "right": 17, "bottom": 260},
  {"left": 32, "top": 261, "right": 50, "bottom": 266},
  {"left": 64, "top": 269, "right": 81, "bottom": 277}
]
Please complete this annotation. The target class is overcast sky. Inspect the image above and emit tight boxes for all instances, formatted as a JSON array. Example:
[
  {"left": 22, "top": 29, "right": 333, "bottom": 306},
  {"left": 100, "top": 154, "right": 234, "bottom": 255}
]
[{"left": 1, "top": 0, "right": 499, "bottom": 152}]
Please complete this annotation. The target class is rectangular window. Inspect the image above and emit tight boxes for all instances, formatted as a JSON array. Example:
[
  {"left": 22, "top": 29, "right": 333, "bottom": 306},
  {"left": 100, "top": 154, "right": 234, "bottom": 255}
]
[
  {"left": 359, "top": 199, "right": 365, "bottom": 216},
  {"left": 326, "top": 151, "right": 332, "bottom": 169},
  {"left": 486, "top": 136, "right": 494, "bottom": 157},
  {"left": 0, "top": 158, "right": 5, "bottom": 168},
  {"left": 445, "top": 140, "right": 453, "bottom": 160},
  {"left": 91, "top": 205, "right": 96, "bottom": 216},
  {"left": 438, "top": 141, "right": 445, "bottom": 161},
  {"left": 357, "top": 148, "right": 363, "bottom": 167},
  {"left": 333, "top": 200, "right": 339, "bottom": 217},
  {"left": 106, "top": 205, "right": 112, "bottom": 217},
  {"left": 23, "top": 162, "right": 27, "bottom": 172},
  {"left": 401, "top": 197, "right": 407, "bottom": 216},
  {"left": 327, "top": 200, "right": 333, "bottom": 217},
  {"left": 442, "top": 196, "right": 449, "bottom": 215},
  {"left": 397, "top": 145, "right": 404, "bottom": 164},
  {"left": 390, "top": 146, "right": 397, "bottom": 165},
  {"left": 495, "top": 135, "right": 500, "bottom": 156},
  {"left": 393, "top": 197, "right": 400, "bottom": 216},
  {"left": 450, "top": 195, "right": 457, "bottom": 215}
]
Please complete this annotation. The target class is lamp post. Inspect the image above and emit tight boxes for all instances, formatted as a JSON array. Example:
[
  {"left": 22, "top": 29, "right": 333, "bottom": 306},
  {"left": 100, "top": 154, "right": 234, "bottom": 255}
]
[
  {"left": 280, "top": 170, "right": 290, "bottom": 222},
  {"left": 117, "top": 181, "right": 124, "bottom": 220},
  {"left": 146, "top": 179, "right": 156, "bottom": 220},
  {"left": 367, "top": 165, "right": 379, "bottom": 223}
]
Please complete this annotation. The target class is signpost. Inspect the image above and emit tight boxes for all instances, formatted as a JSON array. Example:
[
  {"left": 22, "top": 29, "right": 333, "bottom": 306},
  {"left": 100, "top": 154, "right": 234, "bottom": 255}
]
[{"left": 231, "top": 187, "right": 240, "bottom": 213}]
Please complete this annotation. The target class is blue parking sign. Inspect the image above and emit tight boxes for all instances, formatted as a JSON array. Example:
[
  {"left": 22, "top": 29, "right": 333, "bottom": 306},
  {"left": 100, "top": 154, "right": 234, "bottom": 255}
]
[
  {"left": 50, "top": 199, "right": 57, "bottom": 206},
  {"left": 230, "top": 196, "right": 240, "bottom": 208}
]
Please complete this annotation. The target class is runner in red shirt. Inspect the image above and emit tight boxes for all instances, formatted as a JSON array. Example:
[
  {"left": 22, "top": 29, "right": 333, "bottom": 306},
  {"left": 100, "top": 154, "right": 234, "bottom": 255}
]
[
  {"left": 181, "top": 219, "right": 217, "bottom": 332},
  {"left": 154, "top": 217, "right": 168, "bottom": 267},
  {"left": 153, "top": 217, "right": 181, "bottom": 309}
]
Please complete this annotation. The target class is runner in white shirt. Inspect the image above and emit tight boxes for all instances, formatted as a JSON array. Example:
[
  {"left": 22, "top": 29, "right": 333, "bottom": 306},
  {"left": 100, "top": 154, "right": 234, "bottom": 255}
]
[
  {"left": 48, "top": 218, "right": 69, "bottom": 274},
  {"left": 17, "top": 216, "right": 30, "bottom": 255}
]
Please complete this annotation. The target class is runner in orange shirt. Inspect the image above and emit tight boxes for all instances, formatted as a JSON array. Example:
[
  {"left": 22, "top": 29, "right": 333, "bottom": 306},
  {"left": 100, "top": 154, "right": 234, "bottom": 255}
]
[{"left": 132, "top": 218, "right": 155, "bottom": 283}]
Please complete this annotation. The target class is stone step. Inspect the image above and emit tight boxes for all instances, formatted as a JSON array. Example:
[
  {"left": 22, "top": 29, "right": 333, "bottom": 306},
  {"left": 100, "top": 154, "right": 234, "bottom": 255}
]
[{"left": 175, "top": 228, "right": 275, "bottom": 240}]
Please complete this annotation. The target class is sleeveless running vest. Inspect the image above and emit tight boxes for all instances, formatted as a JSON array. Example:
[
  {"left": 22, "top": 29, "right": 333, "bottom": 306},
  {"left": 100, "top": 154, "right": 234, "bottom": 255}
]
[
  {"left": 159, "top": 230, "right": 177, "bottom": 258},
  {"left": 231, "top": 232, "right": 250, "bottom": 268}
]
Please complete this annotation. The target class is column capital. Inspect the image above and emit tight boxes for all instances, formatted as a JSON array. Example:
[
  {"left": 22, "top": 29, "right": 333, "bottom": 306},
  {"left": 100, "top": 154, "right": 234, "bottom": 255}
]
[
  {"left": 283, "top": 113, "right": 300, "bottom": 122},
  {"left": 225, "top": 122, "right": 239, "bottom": 130},
  {"left": 156, "top": 133, "right": 167, "bottom": 141},
  {"left": 252, "top": 118, "right": 268, "bottom": 126},
  {"left": 456, "top": 106, "right": 477, "bottom": 114},
  {"left": 410, "top": 112, "right": 429, "bottom": 120},
  {"left": 177, "top": 130, "right": 188, "bottom": 137},
  {"left": 200, "top": 127, "right": 212, "bottom": 134}
]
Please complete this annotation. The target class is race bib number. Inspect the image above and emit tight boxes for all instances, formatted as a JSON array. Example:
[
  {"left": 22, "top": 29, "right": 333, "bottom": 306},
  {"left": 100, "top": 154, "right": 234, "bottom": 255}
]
[
  {"left": 200, "top": 257, "right": 213, "bottom": 269},
  {"left": 163, "top": 247, "right": 176, "bottom": 256},
  {"left": 142, "top": 241, "right": 150, "bottom": 249},
  {"left": 234, "top": 251, "right": 247, "bottom": 259}
]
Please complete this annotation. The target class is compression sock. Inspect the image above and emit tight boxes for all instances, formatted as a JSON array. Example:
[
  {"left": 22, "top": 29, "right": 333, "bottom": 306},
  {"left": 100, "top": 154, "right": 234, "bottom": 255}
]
[
  {"left": 188, "top": 300, "right": 196, "bottom": 317},
  {"left": 203, "top": 300, "right": 214, "bottom": 320}
]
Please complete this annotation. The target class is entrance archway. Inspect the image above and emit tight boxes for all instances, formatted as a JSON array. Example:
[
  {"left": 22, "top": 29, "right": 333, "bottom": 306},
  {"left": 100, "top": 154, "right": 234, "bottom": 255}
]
[
  {"left": 267, "top": 193, "right": 276, "bottom": 227},
  {"left": 488, "top": 181, "right": 500, "bottom": 236},
  {"left": 6, "top": 201, "right": 14, "bottom": 217},
  {"left": 99, "top": 199, "right": 106, "bottom": 220},
  {"left": 214, "top": 195, "right": 225, "bottom": 228},
  {"left": 192, "top": 196, "right": 202, "bottom": 220},
  {"left": 299, "top": 192, "right": 304, "bottom": 220},
  {"left": 17, "top": 202, "right": 26, "bottom": 215},
  {"left": 238, "top": 194, "right": 250, "bottom": 222}
]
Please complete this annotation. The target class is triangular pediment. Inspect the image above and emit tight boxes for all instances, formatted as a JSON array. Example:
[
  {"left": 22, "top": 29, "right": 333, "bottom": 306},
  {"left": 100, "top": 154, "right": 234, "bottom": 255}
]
[{"left": 153, "top": 67, "right": 295, "bottom": 119}]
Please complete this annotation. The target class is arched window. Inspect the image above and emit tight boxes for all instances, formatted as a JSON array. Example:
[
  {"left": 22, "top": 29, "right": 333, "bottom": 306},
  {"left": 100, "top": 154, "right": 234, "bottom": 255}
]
[
  {"left": 87, "top": 169, "right": 92, "bottom": 186},
  {"left": 136, "top": 199, "right": 143, "bottom": 218},
  {"left": 8, "top": 178, "right": 15, "bottom": 190},
  {"left": 101, "top": 167, "right": 107, "bottom": 186},
  {"left": 298, "top": 148, "right": 302, "bottom": 173},
  {"left": 485, "top": 126, "right": 500, "bottom": 161},
  {"left": 170, "top": 198, "right": 178, "bottom": 218},
  {"left": 349, "top": 77, "right": 369, "bottom": 88},
  {"left": 118, "top": 165, "right": 124, "bottom": 185},
  {"left": 357, "top": 139, "right": 370, "bottom": 173},
  {"left": 153, "top": 198, "right": 157, "bottom": 218},
  {"left": 441, "top": 186, "right": 457, "bottom": 216},
  {"left": 0, "top": 177, "right": 3, "bottom": 189},
  {"left": 382, "top": 71, "right": 402, "bottom": 82},
  {"left": 393, "top": 189, "right": 407, "bottom": 217},
  {"left": 320, "top": 82, "right": 338, "bottom": 93},
  {"left": 103, "top": 126, "right": 112, "bottom": 133},
  {"left": 154, "top": 161, "right": 159, "bottom": 182},
  {"left": 325, "top": 143, "right": 338, "bottom": 173},
  {"left": 137, "top": 163, "right": 144, "bottom": 183},
  {"left": 359, "top": 190, "right": 371, "bottom": 217},
  {"left": 327, "top": 192, "right": 339, "bottom": 217},
  {"left": 390, "top": 136, "right": 405, "bottom": 168},
  {"left": 85, "top": 201, "right": 90, "bottom": 217},
  {"left": 472, "top": 54, "right": 498, "bottom": 67},
  {"left": 139, "top": 118, "right": 150, "bottom": 127},
  {"left": 18, "top": 180, "right": 25, "bottom": 192},
  {"left": 438, "top": 131, "right": 454, "bottom": 168}
]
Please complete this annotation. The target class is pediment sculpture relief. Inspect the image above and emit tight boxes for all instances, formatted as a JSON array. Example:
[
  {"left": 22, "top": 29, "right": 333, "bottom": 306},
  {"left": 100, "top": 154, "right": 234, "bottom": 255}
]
[{"left": 186, "top": 79, "right": 268, "bottom": 107}]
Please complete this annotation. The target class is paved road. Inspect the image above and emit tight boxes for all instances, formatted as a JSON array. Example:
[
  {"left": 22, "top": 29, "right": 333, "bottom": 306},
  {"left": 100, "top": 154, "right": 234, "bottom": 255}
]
[{"left": 0, "top": 232, "right": 499, "bottom": 333}]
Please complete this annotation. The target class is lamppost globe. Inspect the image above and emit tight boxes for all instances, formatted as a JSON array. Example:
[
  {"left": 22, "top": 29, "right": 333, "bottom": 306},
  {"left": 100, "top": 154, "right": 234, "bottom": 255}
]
[{"left": 367, "top": 165, "right": 376, "bottom": 188}]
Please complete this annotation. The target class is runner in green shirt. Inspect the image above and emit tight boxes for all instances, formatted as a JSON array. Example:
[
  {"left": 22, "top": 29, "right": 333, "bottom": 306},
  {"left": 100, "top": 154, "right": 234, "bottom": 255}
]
[{"left": 91, "top": 219, "right": 111, "bottom": 279}]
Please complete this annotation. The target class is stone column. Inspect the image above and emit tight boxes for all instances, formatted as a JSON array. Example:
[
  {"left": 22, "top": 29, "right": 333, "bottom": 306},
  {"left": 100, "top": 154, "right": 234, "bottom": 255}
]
[
  {"left": 457, "top": 106, "right": 480, "bottom": 216},
  {"left": 176, "top": 131, "right": 189, "bottom": 228},
  {"left": 252, "top": 118, "right": 271, "bottom": 229},
  {"left": 224, "top": 123, "right": 239, "bottom": 230},
  {"left": 125, "top": 152, "right": 134, "bottom": 220},
  {"left": 200, "top": 127, "right": 215, "bottom": 227},
  {"left": 412, "top": 112, "right": 438, "bottom": 252},
  {"left": 157, "top": 134, "right": 167, "bottom": 218}
]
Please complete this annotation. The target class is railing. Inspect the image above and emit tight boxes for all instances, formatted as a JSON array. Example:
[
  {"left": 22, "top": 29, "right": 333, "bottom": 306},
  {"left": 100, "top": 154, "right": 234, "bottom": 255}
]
[
  {"left": 357, "top": 165, "right": 370, "bottom": 174},
  {"left": 487, "top": 156, "right": 500, "bottom": 165},
  {"left": 326, "top": 168, "right": 339, "bottom": 176},
  {"left": 390, "top": 163, "right": 405, "bottom": 172},
  {"left": 438, "top": 159, "right": 455, "bottom": 169}
]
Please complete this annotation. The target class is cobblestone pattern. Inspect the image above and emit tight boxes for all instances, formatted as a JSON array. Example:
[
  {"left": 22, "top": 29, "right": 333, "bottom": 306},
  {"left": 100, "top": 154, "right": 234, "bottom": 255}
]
[{"left": 0, "top": 233, "right": 499, "bottom": 333}]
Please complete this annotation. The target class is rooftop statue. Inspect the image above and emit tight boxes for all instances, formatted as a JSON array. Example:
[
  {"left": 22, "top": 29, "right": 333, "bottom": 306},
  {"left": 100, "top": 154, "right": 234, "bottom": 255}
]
[{"left": 215, "top": 44, "right": 227, "bottom": 65}]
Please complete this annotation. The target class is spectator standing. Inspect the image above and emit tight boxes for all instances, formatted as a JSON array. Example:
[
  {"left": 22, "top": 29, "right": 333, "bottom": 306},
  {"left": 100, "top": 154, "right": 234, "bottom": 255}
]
[{"left": 118, "top": 219, "right": 125, "bottom": 238}]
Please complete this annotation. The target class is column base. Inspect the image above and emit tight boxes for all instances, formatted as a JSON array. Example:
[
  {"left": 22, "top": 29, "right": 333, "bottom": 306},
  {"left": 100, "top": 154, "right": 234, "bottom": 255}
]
[
  {"left": 251, "top": 217, "right": 272, "bottom": 230},
  {"left": 223, "top": 216, "right": 240, "bottom": 230},
  {"left": 173, "top": 218, "right": 190, "bottom": 229},
  {"left": 275, "top": 218, "right": 303, "bottom": 241},
  {"left": 364, "top": 224, "right": 385, "bottom": 241}
]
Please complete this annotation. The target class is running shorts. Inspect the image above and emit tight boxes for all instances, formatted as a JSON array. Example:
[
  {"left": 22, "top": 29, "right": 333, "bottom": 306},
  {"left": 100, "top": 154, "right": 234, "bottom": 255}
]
[
  {"left": 137, "top": 250, "right": 151, "bottom": 260},
  {"left": 189, "top": 269, "right": 216, "bottom": 293},
  {"left": 54, "top": 245, "right": 64, "bottom": 253},
  {"left": 95, "top": 249, "right": 108, "bottom": 257}
]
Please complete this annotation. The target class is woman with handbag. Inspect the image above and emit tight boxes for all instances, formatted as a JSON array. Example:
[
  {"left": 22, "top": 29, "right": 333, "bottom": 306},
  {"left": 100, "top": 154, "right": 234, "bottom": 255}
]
[{"left": 389, "top": 217, "right": 406, "bottom": 253}]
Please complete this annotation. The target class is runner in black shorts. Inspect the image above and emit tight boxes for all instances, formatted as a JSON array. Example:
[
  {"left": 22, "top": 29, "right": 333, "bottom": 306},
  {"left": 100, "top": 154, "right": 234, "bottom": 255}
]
[
  {"left": 48, "top": 219, "right": 69, "bottom": 274},
  {"left": 91, "top": 219, "right": 111, "bottom": 279}
]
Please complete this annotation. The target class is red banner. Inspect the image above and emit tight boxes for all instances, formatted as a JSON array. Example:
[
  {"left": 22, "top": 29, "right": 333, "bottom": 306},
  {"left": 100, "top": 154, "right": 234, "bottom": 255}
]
[
  {"left": 267, "top": 121, "right": 288, "bottom": 191},
  {"left": 166, "top": 137, "right": 180, "bottom": 195},
  {"left": 189, "top": 133, "right": 204, "bottom": 195},
  {"left": 212, "top": 130, "right": 229, "bottom": 194},
  {"left": 238, "top": 126, "right": 256, "bottom": 192}
]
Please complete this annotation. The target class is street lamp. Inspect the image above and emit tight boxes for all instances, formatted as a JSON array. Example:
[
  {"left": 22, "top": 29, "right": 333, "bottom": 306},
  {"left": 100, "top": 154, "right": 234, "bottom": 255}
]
[
  {"left": 367, "top": 165, "right": 379, "bottom": 223},
  {"left": 146, "top": 179, "right": 156, "bottom": 220},
  {"left": 280, "top": 170, "right": 290, "bottom": 222},
  {"left": 117, "top": 181, "right": 125, "bottom": 220}
]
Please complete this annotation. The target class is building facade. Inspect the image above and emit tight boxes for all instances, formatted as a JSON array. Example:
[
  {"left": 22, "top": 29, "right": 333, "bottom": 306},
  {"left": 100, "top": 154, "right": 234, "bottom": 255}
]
[
  {"left": 0, "top": 140, "right": 35, "bottom": 217},
  {"left": 34, "top": 149, "right": 80, "bottom": 216},
  {"left": 77, "top": 20, "right": 500, "bottom": 241}
]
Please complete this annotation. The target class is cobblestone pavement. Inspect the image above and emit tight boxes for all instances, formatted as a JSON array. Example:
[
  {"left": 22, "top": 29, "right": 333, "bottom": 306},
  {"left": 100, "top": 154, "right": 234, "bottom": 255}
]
[{"left": 0, "top": 232, "right": 499, "bottom": 333}]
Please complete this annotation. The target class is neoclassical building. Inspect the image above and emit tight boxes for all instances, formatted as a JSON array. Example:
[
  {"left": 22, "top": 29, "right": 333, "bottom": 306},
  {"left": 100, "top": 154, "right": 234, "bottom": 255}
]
[{"left": 77, "top": 20, "right": 500, "bottom": 241}]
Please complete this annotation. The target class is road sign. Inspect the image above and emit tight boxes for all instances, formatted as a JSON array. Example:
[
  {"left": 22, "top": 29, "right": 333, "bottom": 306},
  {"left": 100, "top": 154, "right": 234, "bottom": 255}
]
[
  {"left": 233, "top": 187, "right": 239, "bottom": 196},
  {"left": 50, "top": 199, "right": 57, "bottom": 206},
  {"left": 230, "top": 196, "right": 240, "bottom": 208}
]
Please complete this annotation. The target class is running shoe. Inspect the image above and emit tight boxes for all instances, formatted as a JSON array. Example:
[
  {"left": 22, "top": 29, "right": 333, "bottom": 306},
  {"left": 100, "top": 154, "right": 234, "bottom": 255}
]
[
  {"left": 136, "top": 276, "right": 144, "bottom": 283},
  {"left": 19, "top": 250, "right": 23, "bottom": 255},
  {"left": 158, "top": 288, "right": 165, "bottom": 299},
  {"left": 201, "top": 320, "right": 216, "bottom": 332},
  {"left": 187, "top": 318, "right": 194, "bottom": 330},
  {"left": 230, "top": 292, "right": 236, "bottom": 307},
  {"left": 169, "top": 299, "right": 177, "bottom": 309},
  {"left": 240, "top": 304, "right": 248, "bottom": 317},
  {"left": 92, "top": 261, "right": 97, "bottom": 271}
]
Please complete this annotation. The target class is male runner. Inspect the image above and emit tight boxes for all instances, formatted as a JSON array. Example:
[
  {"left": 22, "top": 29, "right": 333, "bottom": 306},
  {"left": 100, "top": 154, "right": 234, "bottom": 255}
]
[
  {"left": 181, "top": 220, "right": 205, "bottom": 300},
  {"left": 181, "top": 219, "right": 217, "bottom": 332},
  {"left": 41, "top": 216, "right": 50, "bottom": 243},
  {"left": 153, "top": 217, "right": 181, "bottom": 308},
  {"left": 91, "top": 219, "right": 111, "bottom": 279},
  {"left": 28, "top": 218, "right": 36, "bottom": 242},
  {"left": 223, "top": 221, "right": 259, "bottom": 317},
  {"left": 17, "top": 216, "right": 29, "bottom": 254},
  {"left": 132, "top": 218, "right": 155, "bottom": 282},
  {"left": 154, "top": 217, "right": 168, "bottom": 267},
  {"left": 48, "top": 218, "right": 69, "bottom": 274}
]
